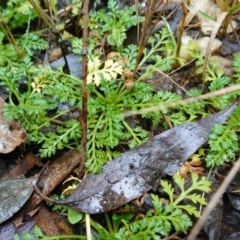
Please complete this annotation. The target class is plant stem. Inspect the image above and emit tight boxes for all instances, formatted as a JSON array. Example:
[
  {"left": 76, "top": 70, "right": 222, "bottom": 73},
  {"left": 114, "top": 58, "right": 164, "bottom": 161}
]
[
  {"left": 2, "top": 77, "right": 21, "bottom": 103},
  {"left": 104, "top": 212, "right": 114, "bottom": 234},
  {"left": 0, "top": 11, "right": 23, "bottom": 57},
  {"left": 122, "top": 120, "right": 142, "bottom": 145},
  {"left": 86, "top": 213, "right": 92, "bottom": 240},
  {"left": 90, "top": 112, "right": 105, "bottom": 153},
  {"left": 28, "top": 0, "right": 54, "bottom": 28},
  {"left": 79, "top": 0, "right": 90, "bottom": 179}
]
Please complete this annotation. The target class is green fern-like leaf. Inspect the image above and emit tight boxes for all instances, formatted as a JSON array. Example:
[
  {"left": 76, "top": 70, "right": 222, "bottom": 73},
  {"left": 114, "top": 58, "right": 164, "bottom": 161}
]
[
  {"left": 89, "top": 0, "right": 144, "bottom": 48},
  {"left": 161, "top": 173, "right": 211, "bottom": 218},
  {"left": 39, "top": 119, "right": 80, "bottom": 158},
  {"left": 112, "top": 174, "right": 210, "bottom": 239},
  {"left": 206, "top": 124, "right": 239, "bottom": 167}
]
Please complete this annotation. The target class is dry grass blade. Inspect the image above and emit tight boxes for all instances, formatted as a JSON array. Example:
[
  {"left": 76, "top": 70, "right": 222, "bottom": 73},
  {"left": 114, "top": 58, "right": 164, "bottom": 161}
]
[
  {"left": 28, "top": 0, "right": 55, "bottom": 28},
  {"left": 120, "top": 84, "right": 240, "bottom": 118},
  {"left": 133, "top": 0, "right": 165, "bottom": 77},
  {"left": 184, "top": 0, "right": 208, "bottom": 26},
  {"left": 0, "top": 11, "right": 23, "bottom": 57},
  {"left": 202, "top": 11, "right": 228, "bottom": 79}
]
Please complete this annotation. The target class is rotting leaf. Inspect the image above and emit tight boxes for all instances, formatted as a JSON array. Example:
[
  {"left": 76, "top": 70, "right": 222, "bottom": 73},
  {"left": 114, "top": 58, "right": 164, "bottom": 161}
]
[
  {"left": 0, "top": 178, "right": 34, "bottom": 224},
  {"left": 0, "top": 98, "right": 27, "bottom": 153},
  {"left": 34, "top": 102, "right": 238, "bottom": 214},
  {"left": 0, "top": 152, "right": 42, "bottom": 180},
  {"left": 28, "top": 149, "right": 81, "bottom": 210},
  {"left": 179, "top": 160, "right": 204, "bottom": 178},
  {"left": 0, "top": 218, "right": 36, "bottom": 240}
]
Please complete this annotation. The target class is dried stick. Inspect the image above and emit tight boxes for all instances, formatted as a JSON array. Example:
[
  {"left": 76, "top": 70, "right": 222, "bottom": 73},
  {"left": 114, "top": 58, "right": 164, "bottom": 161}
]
[
  {"left": 120, "top": 84, "right": 240, "bottom": 118},
  {"left": 187, "top": 156, "right": 240, "bottom": 239}
]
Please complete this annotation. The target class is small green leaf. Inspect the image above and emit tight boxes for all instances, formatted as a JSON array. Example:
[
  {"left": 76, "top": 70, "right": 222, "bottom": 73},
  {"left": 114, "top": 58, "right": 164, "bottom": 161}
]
[{"left": 68, "top": 208, "right": 83, "bottom": 224}]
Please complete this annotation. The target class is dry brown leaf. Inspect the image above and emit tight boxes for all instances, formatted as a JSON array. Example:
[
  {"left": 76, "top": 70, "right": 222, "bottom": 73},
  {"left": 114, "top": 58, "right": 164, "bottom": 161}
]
[
  {"left": 202, "top": 11, "right": 228, "bottom": 78},
  {"left": 34, "top": 102, "right": 237, "bottom": 214},
  {"left": 0, "top": 152, "right": 42, "bottom": 180},
  {"left": 0, "top": 98, "right": 27, "bottom": 153},
  {"left": 35, "top": 206, "right": 75, "bottom": 236},
  {"left": 179, "top": 160, "right": 204, "bottom": 178}
]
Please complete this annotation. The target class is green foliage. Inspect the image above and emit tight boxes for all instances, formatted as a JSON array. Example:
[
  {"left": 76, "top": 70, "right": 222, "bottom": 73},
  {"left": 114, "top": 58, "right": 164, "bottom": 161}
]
[
  {"left": 173, "top": 89, "right": 207, "bottom": 124},
  {"left": 86, "top": 79, "right": 183, "bottom": 173},
  {"left": 115, "top": 174, "right": 210, "bottom": 239},
  {"left": 72, "top": 0, "right": 143, "bottom": 58},
  {"left": 1, "top": 0, "right": 239, "bottom": 174},
  {"left": 0, "top": 32, "right": 48, "bottom": 66},
  {"left": 2, "top": 8, "right": 238, "bottom": 174},
  {"left": 47, "top": 194, "right": 84, "bottom": 224},
  {"left": 208, "top": 76, "right": 234, "bottom": 109},
  {"left": 18, "top": 33, "right": 48, "bottom": 55},
  {"left": 122, "top": 44, "right": 138, "bottom": 70},
  {"left": 1, "top": 12, "right": 186, "bottom": 174},
  {"left": 0, "top": 0, "right": 45, "bottom": 65},
  {"left": 0, "top": 60, "right": 82, "bottom": 157},
  {"left": 195, "top": 55, "right": 225, "bottom": 82},
  {"left": 200, "top": 53, "right": 240, "bottom": 168},
  {"left": 46, "top": 194, "right": 69, "bottom": 213},
  {"left": 13, "top": 226, "right": 45, "bottom": 240},
  {"left": 0, "top": 0, "right": 37, "bottom": 31},
  {"left": 233, "top": 53, "right": 240, "bottom": 74},
  {"left": 206, "top": 122, "right": 239, "bottom": 168},
  {"left": 72, "top": 36, "right": 102, "bottom": 60},
  {"left": 89, "top": 173, "right": 211, "bottom": 240},
  {"left": 233, "top": 53, "right": 240, "bottom": 86},
  {"left": 141, "top": 90, "right": 182, "bottom": 126},
  {"left": 14, "top": 174, "right": 211, "bottom": 239},
  {"left": 137, "top": 27, "right": 176, "bottom": 82},
  {"left": 89, "top": 0, "right": 144, "bottom": 47},
  {"left": 68, "top": 208, "right": 83, "bottom": 224},
  {"left": 4, "top": 0, "right": 240, "bottom": 239}
]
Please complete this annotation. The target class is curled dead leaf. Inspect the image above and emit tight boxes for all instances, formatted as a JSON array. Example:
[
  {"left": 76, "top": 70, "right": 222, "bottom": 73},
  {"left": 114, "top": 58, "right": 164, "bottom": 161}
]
[
  {"left": 0, "top": 98, "right": 27, "bottom": 153},
  {"left": 179, "top": 160, "right": 204, "bottom": 179}
]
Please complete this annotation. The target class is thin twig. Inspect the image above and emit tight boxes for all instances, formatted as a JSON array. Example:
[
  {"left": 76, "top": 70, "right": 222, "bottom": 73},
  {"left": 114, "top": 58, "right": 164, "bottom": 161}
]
[
  {"left": 147, "top": 66, "right": 188, "bottom": 93},
  {"left": 119, "top": 84, "right": 240, "bottom": 118},
  {"left": 79, "top": 0, "right": 89, "bottom": 179},
  {"left": 162, "top": 231, "right": 181, "bottom": 240},
  {"left": 187, "top": 155, "right": 240, "bottom": 239}
]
